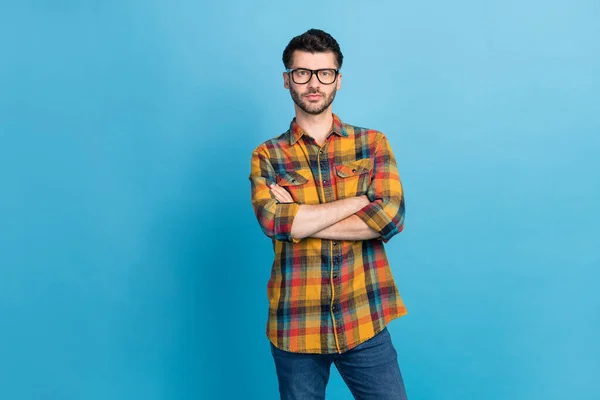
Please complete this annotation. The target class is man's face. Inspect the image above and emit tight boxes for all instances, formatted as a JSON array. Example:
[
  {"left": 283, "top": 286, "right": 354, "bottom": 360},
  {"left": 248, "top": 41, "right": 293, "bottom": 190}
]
[{"left": 283, "top": 50, "right": 342, "bottom": 115}]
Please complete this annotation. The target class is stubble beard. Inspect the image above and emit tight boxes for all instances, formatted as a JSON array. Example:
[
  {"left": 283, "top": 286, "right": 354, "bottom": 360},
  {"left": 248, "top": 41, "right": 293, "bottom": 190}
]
[{"left": 290, "top": 86, "right": 337, "bottom": 115}]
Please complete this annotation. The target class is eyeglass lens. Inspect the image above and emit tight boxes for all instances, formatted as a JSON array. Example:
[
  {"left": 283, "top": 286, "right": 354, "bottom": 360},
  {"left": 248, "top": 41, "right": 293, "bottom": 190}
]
[{"left": 292, "top": 69, "right": 337, "bottom": 84}]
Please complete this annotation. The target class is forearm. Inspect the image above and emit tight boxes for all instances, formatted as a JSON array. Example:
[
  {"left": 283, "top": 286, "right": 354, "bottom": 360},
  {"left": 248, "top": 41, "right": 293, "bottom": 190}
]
[
  {"left": 310, "top": 214, "right": 381, "bottom": 241},
  {"left": 290, "top": 196, "right": 369, "bottom": 239}
]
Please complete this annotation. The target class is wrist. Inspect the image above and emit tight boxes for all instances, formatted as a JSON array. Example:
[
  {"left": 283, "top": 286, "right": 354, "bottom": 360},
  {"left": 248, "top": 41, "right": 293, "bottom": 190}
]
[{"left": 349, "top": 196, "right": 369, "bottom": 211}]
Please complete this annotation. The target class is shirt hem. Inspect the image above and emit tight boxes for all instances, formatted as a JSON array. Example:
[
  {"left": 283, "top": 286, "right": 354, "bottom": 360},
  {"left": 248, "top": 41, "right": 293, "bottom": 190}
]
[{"left": 266, "top": 310, "right": 408, "bottom": 355}]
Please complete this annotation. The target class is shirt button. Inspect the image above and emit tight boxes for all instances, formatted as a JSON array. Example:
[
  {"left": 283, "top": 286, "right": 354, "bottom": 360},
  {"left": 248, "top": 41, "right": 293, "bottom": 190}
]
[
  {"left": 332, "top": 241, "right": 337, "bottom": 246},
  {"left": 331, "top": 305, "right": 337, "bottom": 311},
  {"left": 333, "top": 273, "right": 338, "bottom": 279},
  {"left": 323, "top": 180, "right": 327, "bottom": 184}
]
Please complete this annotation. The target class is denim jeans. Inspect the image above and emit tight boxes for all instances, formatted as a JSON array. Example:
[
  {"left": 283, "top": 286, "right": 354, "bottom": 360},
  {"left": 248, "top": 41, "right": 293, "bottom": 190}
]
[{"left": 270, "top": 327, "right": 408, "bottom": 399}]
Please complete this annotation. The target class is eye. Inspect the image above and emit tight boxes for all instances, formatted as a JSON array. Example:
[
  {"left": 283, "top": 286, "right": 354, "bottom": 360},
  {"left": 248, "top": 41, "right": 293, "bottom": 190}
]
[{"left": 296, "top": 69, "right": 310, "bottom": 76}]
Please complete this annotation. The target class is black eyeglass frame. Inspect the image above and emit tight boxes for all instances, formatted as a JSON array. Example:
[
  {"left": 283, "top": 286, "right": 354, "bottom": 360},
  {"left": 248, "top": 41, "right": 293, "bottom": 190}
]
[{"left": 285, "top": 68, "right": 340, "bottom": 85}]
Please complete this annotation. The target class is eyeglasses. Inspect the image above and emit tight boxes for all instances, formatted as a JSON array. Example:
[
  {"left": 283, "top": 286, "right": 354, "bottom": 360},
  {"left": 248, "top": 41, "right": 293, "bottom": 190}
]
[{"left": 286, "top": 68, "right": 339, "bottom": 85}]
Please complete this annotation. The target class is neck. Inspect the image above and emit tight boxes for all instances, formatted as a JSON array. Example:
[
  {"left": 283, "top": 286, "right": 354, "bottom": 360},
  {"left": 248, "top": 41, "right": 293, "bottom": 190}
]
[{"left": 294, "top": 107, "right": 334, "bottom": 146}]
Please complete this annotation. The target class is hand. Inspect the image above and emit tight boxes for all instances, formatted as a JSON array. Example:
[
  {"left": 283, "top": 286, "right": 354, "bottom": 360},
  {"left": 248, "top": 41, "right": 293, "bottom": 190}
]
[{"left": 269, "top": 183, "right": 294, "bottom": 203}]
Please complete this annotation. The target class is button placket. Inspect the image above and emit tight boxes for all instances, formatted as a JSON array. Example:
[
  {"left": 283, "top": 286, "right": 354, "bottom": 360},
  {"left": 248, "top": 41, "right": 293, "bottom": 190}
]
[
  {"left": 317, "top": 137, "right": 345, "bottom": 349},
  {"left": 317, "top": 143, "right": 332, "bottom": 201},
  {"left": 332, "top": 249, "right": 341, "bottom": 280},
  {"left": 331, "top": 239, "right": 343, "bottom": 338}
]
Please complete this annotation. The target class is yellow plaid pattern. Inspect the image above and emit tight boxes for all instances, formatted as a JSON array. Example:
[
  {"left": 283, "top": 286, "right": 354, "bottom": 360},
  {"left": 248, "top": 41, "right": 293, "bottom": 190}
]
[{"left": 249, "top": 114, "right": 407, "bottom": 354}]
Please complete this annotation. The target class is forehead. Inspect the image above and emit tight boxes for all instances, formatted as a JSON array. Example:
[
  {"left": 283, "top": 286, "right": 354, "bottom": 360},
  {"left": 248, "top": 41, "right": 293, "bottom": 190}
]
[{"left": 290, "top": 50, "right": 337, "bottom": 69}]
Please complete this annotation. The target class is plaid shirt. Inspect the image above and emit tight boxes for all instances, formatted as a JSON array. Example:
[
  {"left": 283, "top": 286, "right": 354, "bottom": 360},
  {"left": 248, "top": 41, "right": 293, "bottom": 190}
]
[{"left": 249, "top": 114, "right": 407, "bottom": 354}]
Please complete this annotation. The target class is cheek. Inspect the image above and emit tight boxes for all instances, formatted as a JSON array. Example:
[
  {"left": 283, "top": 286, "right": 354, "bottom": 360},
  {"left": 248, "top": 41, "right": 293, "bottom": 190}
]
[{"left": 291, "top": 86, "right": 305, "bottom": 98}]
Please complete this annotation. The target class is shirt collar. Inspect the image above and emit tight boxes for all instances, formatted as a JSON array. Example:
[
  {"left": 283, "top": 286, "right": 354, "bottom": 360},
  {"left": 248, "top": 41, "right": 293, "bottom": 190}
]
[{"left": 289, "top": 113, "right": 348, "bottom": 145}]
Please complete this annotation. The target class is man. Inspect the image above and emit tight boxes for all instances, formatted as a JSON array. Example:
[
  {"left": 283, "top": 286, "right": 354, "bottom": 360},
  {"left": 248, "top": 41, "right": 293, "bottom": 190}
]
[{"left": 249, "top": 28, "right": 409, "bottom": 399}]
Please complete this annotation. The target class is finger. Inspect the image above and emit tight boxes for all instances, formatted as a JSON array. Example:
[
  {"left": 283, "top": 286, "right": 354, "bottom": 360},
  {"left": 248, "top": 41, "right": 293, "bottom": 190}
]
[
  {"left": 270, "top": 186, "right": 293, "bottom": 202},
  {"left": 280, "top": 191, "right": 294, "bottom": 202},
  {"left": 272, "top": 190, "right": 291, "bottom": 203},
  {"left": 272, "top": 190, "right": 285, "bottom": 201},
  {"left": 270, "top": 185, "right": 288, "bottom": 196},
  {"left": 270, "top": 186, "right": 286, "bottom": 199},
  {"left": 276, "top": 193, "right": 293, "bottom": 203},
  {"left": 274, "top": 186, "right": 293, "bottom": 200}
]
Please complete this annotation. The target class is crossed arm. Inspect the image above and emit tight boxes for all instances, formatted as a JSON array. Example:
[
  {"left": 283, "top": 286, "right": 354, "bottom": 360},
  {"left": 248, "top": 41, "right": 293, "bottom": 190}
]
[
  {"left": 269, "top": 183, "right": 380, "bottom": 241},
  {"left": 249, "top": 134, "right": 405, "bottom": 244}
]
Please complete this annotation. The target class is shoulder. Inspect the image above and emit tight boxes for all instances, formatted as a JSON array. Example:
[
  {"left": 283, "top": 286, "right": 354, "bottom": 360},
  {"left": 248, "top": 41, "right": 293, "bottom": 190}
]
[
  {"left": 341, "top": 120, "right": 388, "bottom": 143},
  {"left": 251, "top": 130, "right": 292, "bottom": 156}
]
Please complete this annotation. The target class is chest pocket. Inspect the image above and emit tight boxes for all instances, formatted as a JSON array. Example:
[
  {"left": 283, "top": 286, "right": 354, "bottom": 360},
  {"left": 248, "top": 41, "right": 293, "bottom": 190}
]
[
  {"left": 276, "top": 168, "right": 311, "bottom": 186},
  {"left": 335, "top": 158, "right": 373, "bottom": 198},
  {"left": 335, "top": 158, "right": 373, "bottom": 177},
  {"left": 275, "top": 168, "right": 313, "bottom": 204}
]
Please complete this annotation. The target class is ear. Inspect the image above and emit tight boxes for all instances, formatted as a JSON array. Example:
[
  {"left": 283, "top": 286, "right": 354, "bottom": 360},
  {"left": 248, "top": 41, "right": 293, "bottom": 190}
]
[
  {"left": 283, "top": 72, "right": 290, "bottom": 89},
  {"left": 336, "top": 72, "right": 342, "bottom": 90}
]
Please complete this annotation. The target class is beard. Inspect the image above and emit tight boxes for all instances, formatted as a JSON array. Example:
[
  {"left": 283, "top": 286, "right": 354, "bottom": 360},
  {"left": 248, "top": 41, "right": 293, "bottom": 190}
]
[{"left": 290, "top": 86, "right": 337, "bottom": 115}]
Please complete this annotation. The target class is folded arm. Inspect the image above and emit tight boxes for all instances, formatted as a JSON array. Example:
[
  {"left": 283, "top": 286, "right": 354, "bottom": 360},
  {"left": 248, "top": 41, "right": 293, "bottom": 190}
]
[
  {"left": 269, "top": 134, "right": 405, "bottom": 242},
  {"left": 309, "top": 214, "right": 380, "bottom": 240},
  {"left": 250, "top": 133, "right": 405, "bottom": 243},
  {"left": 289, "top": 197, "right": 371, "bottom": 239},
  {"left": 250, "top": 147, "right": 370, "bottom": 243}
]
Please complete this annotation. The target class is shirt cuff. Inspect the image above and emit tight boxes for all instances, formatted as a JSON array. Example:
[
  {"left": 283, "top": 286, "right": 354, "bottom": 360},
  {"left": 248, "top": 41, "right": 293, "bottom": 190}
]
[
  {"left": 354, "top": 201, "right": 399, "bottom": 243},
  {"left": 273, "top": 202, "right": 301, "bottom": 243}
]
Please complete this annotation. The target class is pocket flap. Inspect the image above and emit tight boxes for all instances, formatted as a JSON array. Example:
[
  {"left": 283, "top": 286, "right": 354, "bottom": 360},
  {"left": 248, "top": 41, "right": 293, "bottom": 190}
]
[
  {"left": 335, "top": 158, "right": 373, "bottom": 178},
  {"left": 276, "top": 169, "right": 311, "bottom": 186}
]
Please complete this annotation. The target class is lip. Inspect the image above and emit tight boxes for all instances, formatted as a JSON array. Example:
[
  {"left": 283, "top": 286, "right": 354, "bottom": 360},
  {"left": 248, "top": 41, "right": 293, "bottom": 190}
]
[{"left": 305, "top": 94, "right": 322, "bottom": 100}]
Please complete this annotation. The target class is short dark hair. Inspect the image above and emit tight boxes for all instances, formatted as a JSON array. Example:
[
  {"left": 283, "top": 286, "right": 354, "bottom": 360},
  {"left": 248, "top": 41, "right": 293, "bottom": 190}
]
[{"left": 282, "top": 29, "right": 343, "bottom": 69}]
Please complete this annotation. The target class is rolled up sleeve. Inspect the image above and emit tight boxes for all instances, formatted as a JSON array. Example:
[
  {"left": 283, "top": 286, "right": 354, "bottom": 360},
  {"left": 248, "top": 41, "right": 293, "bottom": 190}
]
[
  {"left": 249, "top": 147, "right": 301, "bottom": 243},
  {"left": 354, "top": 134, "right": 405, "bottom": 243}
]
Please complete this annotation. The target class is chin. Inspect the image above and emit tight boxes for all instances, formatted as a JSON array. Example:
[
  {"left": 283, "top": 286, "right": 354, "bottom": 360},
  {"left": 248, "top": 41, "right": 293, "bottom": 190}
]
[{"left": 304, "top": 103, "right": 326, "bottom": 113}]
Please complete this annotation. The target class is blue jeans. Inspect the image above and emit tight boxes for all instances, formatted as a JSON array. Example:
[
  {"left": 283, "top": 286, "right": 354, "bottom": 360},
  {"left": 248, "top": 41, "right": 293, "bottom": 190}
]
[{"left": 270, "top": 327, "right": 408, "bottom": 399}]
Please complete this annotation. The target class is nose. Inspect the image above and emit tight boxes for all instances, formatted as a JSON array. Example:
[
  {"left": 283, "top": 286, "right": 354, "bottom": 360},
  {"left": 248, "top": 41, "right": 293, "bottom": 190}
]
[{"left": 306, "top": 71, "right": 320, "bottom": 88}]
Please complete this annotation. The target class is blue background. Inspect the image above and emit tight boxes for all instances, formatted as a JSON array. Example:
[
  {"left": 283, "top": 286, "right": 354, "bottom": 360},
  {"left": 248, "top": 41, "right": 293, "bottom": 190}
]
[{"left": 1, "top": 1, "right": 599, "bottom": 399}]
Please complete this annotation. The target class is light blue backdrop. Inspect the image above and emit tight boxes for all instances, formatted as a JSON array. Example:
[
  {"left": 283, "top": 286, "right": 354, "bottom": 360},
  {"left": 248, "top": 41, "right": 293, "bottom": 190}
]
[{"left": 1, "top": 1, "right": 598, "bottom": 399}]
